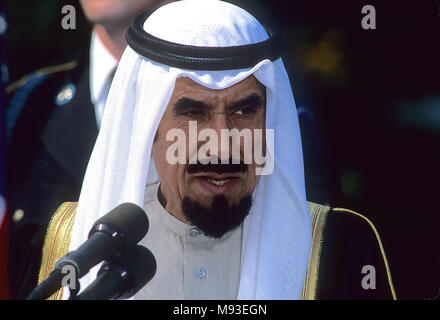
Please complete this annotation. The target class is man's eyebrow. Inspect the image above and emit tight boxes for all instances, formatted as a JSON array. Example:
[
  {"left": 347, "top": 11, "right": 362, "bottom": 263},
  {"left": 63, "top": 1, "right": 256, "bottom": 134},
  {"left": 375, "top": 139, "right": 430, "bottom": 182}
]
[
  {"left": 227, "top": 93, "right": 265, "bottom": 111},
  {"left": 173, "top": 97, "right": 213, "bottom": 113}
]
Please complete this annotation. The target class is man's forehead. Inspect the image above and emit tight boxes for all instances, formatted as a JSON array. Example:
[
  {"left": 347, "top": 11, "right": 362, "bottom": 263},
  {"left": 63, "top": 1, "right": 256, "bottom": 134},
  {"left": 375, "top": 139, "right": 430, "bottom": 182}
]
[{"left": 172, "top": 75, "right": 266, "bottom": 99}]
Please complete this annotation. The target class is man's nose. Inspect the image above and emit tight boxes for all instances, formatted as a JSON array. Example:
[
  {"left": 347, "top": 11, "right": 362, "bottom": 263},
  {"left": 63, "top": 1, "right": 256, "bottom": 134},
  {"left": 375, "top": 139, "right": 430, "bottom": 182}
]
[{"left": 207, "top": 114, "right": 233, "bottom": 162}]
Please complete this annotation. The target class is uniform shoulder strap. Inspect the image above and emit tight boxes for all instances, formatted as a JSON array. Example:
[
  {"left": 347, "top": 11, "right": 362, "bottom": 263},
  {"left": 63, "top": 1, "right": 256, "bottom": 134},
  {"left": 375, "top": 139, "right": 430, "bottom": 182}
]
[
  {"left": 38, "top": 202, "right": 78, "bottom": 300},
  {"left": 5, "top": 61, "right": 78, "bottom": 95}
]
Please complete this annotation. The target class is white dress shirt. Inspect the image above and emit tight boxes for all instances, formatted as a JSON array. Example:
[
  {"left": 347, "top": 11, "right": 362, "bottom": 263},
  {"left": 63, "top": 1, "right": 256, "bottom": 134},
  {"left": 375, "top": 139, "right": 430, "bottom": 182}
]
[
  {"left": 89, "top": 31, "right": 118, "bottom": 128},
  {"left": 135, "top": 182, "right": 243, "bottom": 300}
]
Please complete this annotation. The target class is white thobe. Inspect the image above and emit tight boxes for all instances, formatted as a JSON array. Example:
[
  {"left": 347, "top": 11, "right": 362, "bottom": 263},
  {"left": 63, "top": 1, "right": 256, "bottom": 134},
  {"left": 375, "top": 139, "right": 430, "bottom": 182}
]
[{"left": 134, "top": 182, "right": 243, "bottom": 300}]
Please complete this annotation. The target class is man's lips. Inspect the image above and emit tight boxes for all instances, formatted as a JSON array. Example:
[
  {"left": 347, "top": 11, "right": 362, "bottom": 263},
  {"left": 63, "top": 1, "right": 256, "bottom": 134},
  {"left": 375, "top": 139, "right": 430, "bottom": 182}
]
[
  {"left": 189, "top": 172, "right": 242, "bottom": 193},
  {"left": 190, "top": 172, "right": 244, "bottom": 180}
]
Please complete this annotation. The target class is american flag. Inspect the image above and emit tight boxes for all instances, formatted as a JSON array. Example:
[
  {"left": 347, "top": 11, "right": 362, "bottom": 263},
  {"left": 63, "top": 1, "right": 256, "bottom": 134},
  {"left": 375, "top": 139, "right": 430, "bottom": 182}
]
[{"left": 0, "top": 1, "right": 11, "bottom": 300}]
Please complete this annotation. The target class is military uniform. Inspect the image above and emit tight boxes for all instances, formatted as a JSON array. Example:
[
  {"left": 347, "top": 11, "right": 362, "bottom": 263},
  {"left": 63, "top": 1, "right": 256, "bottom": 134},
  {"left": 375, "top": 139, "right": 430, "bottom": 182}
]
[{"left": 5, "top": 54, "right": 99, "bottom": 299}]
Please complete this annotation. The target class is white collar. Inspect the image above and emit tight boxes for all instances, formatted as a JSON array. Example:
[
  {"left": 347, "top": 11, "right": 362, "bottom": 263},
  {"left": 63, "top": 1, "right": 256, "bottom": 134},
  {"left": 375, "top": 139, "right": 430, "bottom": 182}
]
[{"left": 89, "top": 30, "right": 118, "bottom": 105}]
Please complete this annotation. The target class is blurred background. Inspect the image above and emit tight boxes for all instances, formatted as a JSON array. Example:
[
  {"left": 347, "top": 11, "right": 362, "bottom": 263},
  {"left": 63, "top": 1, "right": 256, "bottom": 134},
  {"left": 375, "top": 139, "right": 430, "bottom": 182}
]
[{"left": 2, "top": 0, "right": 440, "bottom": 299}]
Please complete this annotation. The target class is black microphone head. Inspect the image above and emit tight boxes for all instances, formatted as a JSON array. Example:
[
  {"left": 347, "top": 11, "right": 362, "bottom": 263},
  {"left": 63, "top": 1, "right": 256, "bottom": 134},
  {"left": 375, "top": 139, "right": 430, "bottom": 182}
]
[
  {"left": 103, "top": 245, "right": 157, "bottom": 299},
  {"left": 89, "top": 203, "right": 149, "bottom": 254}
]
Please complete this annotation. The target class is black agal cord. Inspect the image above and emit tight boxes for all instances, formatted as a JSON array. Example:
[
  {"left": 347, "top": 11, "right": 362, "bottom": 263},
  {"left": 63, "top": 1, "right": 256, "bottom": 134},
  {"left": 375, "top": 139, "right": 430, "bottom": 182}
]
[{"left": 126, "top": 10, "right": 283, "bottom": 70}]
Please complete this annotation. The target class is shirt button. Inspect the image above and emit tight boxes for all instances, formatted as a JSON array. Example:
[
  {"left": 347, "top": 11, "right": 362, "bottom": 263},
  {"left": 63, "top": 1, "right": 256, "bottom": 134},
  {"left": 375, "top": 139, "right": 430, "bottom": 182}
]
[
  {"left": 189, "top": 227, "right": 201, "bottom": 237},
  {"left": 195, "top": 267, "right": 207, "bottom": 279}
]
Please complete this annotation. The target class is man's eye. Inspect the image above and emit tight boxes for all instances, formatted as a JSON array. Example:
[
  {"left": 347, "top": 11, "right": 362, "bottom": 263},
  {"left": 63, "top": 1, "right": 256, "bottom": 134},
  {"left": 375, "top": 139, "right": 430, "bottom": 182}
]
[
  {"left": 233, "top": 107, "right": 256, "bottom": 116},
  {"left": 182, "top": 110, "right": 204, "bottom": 117}
]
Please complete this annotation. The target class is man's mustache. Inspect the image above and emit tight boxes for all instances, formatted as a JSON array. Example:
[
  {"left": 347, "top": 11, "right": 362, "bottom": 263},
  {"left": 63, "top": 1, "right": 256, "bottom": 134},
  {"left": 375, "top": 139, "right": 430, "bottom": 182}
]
[{"left": 186, "top": 158, "right": 248, "bottom": 175}]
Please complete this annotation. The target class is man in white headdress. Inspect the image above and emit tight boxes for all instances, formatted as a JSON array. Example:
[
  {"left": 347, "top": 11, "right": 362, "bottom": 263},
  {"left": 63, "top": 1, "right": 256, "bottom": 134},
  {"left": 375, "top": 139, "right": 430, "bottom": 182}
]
[{"left": 37, "top": 0, "right": 397, "bottom": 300}]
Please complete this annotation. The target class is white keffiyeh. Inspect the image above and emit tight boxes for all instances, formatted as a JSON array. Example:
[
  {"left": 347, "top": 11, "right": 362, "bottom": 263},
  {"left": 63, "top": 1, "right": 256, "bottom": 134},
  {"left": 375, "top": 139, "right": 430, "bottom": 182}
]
[{"left": 67, "top": 0, "right": 312, "bottom": 299}]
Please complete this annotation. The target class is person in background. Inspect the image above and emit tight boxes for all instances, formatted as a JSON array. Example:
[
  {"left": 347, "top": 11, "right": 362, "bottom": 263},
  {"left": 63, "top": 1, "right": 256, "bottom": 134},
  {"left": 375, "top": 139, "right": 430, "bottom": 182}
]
[{"left": 4, "top": 0, "right": 173, "bottom": 299}]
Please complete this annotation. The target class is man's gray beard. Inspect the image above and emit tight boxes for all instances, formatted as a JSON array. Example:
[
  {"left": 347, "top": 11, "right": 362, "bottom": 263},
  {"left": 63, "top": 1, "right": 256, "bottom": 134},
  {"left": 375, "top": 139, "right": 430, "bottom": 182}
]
[{"left": 181, "top": 194, "right": 253, "bottom": 238}]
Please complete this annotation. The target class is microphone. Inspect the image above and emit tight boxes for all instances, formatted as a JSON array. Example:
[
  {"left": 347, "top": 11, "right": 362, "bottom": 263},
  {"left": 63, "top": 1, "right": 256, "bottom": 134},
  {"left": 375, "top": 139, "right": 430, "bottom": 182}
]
[
  {"left": 26, "top": 203, "right": 149, "bottom": 300},
  {"left": 77, "top": 245, "right": 157, "bottom": 300}
]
